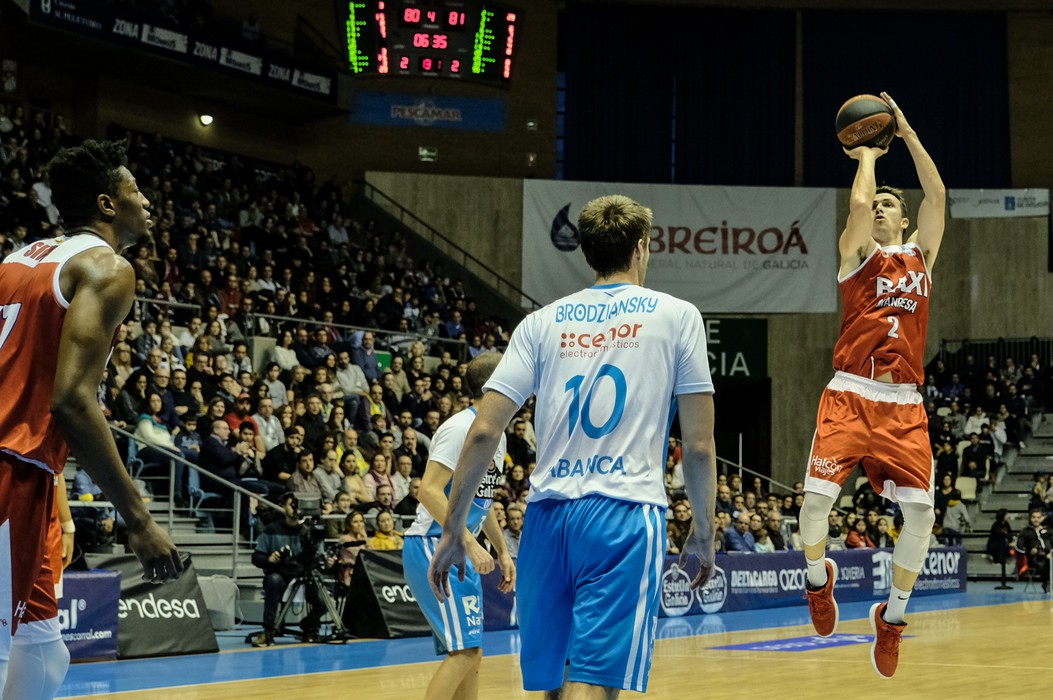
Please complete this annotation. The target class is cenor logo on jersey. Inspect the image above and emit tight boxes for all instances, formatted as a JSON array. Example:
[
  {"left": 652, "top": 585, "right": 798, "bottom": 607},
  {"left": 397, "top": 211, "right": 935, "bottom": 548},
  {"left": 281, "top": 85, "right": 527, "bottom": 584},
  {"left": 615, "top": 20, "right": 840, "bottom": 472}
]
[{"left": 560, "top": 322, "right": 642, "bottom": 350}]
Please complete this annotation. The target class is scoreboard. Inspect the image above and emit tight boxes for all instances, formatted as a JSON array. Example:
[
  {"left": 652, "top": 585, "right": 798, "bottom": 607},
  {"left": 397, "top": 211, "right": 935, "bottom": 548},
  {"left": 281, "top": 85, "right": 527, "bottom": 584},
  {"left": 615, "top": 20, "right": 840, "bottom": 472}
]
[{"left": 342, "top": 1, "right": 521, "bottom": 86}]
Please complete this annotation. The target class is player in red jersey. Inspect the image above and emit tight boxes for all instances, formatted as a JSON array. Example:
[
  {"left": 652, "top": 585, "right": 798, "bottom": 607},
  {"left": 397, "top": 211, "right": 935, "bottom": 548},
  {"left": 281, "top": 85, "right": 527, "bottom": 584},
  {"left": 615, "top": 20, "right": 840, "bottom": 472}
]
[
  {"left": 0, "top": 140, "right": 183, "bottom": 698},
  {"left": 799, "top": 94, "right": 946, "bottom": 679}
]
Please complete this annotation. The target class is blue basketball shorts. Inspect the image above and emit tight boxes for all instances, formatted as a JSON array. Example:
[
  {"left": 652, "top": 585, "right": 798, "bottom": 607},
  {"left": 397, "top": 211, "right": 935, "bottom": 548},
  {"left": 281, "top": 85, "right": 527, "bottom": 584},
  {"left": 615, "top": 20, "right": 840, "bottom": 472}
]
[
  {"left": 403, "top": 535, "right": 483, "bottom": 655},
  {"left": 517, "top": 495, "right": 666, "bottom": 693}
]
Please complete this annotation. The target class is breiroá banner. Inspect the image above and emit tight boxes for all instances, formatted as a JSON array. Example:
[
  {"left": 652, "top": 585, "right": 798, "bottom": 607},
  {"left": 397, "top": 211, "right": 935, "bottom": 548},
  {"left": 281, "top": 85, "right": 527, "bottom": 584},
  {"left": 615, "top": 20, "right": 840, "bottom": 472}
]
[{"left": 522, "top": 181, "right": 838, "bottom": 313}]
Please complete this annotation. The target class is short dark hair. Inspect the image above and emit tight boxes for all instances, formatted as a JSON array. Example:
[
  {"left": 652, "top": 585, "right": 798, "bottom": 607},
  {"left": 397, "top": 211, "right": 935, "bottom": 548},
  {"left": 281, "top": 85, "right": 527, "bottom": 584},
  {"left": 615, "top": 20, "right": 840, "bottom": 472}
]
[
  {"left": 875, "top": 185, "right": 908, "bottom": 219},
  {"left": 47, "top": 139, "right": 129, "bottom": 227},
  {"left": 464, "top": 352, "right": 502, "bottom": 398},
  {"left": 577, "top": 195, "right": 652, "bottom": 278}
]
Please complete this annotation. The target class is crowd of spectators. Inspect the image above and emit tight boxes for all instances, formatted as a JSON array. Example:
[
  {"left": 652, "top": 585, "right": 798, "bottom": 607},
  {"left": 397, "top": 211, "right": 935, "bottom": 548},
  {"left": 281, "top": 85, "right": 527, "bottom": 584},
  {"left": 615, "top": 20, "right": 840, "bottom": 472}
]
[
  {"left": 1, "top": 101, "right": 518, "bottom": 541},
  {"left": 922, "top": 353, "right": 1046, "bottom": 487}
]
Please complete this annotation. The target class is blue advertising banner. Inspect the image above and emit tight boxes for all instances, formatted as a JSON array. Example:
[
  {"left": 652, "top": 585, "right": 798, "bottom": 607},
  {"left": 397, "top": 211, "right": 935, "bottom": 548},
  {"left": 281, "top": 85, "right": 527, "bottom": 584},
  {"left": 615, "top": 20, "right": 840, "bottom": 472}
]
[
  {"left": 477, "top": 547, "right": 966, "bottom": 628},
  {"left": 660, "top": 547, "right": 967, "bottom": 617},
  {"left": 351, "top": 92, "right": 507, "bottom": 131},
  {"left": 61, "top": 570, "right": 121, "bottom": 661}
]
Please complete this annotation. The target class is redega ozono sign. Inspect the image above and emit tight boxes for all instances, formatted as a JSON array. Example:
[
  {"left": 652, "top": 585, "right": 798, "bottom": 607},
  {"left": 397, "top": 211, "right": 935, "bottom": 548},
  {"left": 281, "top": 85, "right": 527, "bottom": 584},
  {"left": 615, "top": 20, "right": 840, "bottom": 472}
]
[{"left": 650, "top": 547, "right": 966, "bottom": 617}]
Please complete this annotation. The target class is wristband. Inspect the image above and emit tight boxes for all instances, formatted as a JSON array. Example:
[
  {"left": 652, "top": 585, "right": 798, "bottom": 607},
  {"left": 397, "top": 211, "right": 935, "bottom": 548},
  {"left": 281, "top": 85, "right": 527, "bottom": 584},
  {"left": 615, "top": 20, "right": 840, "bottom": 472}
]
[{"left": 61, "top": 520, "right": 76, "bottom": 534}]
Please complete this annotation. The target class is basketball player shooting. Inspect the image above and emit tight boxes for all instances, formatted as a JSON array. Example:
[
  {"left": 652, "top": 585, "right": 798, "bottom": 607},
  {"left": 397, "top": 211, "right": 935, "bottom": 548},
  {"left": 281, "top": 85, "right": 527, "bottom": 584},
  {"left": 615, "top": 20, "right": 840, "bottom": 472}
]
[
  {"left": 0, "top": 140, "right": 184, "bottom": 699},
  {"left": 799, "top": 92, "right": 946, "bottom": 679}
]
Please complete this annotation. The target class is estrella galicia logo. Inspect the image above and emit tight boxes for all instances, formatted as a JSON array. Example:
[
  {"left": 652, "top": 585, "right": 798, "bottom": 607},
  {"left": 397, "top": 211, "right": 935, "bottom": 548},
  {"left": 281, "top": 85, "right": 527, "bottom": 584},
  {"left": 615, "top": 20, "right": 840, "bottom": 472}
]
[
  {"left": 698, "top": 565, "right": 728, "bottom": 614},
  {"left": 1004, "top": 196, "right": 1016, "bottom": 211},
  {"left": 550, "top": 203, "right": 580, "bottom": 252},
  {"left": 660, "top": 563, "right": 694, "bottom": 617}
]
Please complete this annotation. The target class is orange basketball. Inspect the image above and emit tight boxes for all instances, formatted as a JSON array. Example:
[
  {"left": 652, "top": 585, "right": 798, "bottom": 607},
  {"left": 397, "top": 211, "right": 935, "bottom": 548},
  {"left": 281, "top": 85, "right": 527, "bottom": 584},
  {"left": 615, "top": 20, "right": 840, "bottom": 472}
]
[{"left": 835, "top": 95, "right": 895, "bottom": 149}]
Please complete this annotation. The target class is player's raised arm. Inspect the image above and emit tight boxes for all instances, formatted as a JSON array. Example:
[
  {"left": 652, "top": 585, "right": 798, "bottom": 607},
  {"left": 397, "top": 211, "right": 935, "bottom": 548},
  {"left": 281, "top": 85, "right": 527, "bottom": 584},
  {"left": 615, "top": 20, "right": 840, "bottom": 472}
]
[
  {"left": 51, "top": 249, "right": 183, "bottom": 583},
  {"left": 676, "top": 392, "right": 717, "bottom": 588},
  {"left": 882, "top": 92, "right": 946, "bottom": 267},
  {"left": 839, "top": 145, "right": 886, "bottom": 276}
]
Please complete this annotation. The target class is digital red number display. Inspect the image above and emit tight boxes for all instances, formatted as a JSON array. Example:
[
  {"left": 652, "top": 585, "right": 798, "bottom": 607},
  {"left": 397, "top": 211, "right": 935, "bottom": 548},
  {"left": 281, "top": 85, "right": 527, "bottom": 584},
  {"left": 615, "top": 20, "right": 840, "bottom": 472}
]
[{"left": 344, "top": 1, "right": 520, "bottom": 85}]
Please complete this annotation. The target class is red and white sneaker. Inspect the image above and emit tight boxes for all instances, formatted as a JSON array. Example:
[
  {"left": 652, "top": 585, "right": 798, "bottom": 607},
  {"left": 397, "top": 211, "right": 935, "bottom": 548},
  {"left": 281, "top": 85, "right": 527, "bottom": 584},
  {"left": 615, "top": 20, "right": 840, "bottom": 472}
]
[
  {"left": 870, "top": 602, "right": 907, "bottom": 679},
  {"left": 804, "top": 558, "right": 839, "bottom": 637}
]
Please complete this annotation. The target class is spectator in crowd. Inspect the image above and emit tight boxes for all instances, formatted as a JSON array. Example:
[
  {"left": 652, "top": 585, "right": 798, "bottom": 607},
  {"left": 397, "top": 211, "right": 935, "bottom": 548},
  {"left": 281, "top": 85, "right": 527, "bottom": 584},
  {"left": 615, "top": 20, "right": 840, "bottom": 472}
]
[
  {"left": 337, "top": 451, "right": 371, "bottom": 506},
  {"left": 271, "top": 331, "right": 299, "bottom": 372},
  {"left": 394, "top": 477, "right": 421, "bottom": 518},
  {"left": 364, "top": 453, "right": 395, "bottom": 502},
  {"left": 940, "top": 490, "right": 971, "bottom": 546},
  {"left": 314, "top": 448, "right": 345, "bottom": 504},
  {"left": 872, "top": 517, "right": 894, "bottom": 548},
  {"left": 1016, "top": 509, "right": 1051, "bottom": 592},
  {"left": 392, "top": 454, "right": 415, "bottom": 505},
  {"left": 336, "top": 428, "right": 369, "bottom": 477},
  {"left": 288, "top": 451, "right": 326, "bottom": 503},
  {"left": 224, "top": 391, "right": 259, "bottom": 434},
  {"left": 253, "top": 397, "right": 284, "bottom": 452},
  {"left": 986, "top": 509, "right": 1014, "bottom": 567},
  {"left": 368, "top": 511, "right": 404, "bottom": 550},
  {"left": 753, "top": 528, "right": 775, "bottom": 553},
  {"left": 261, "top": 362, "right": 288, "bottom": 409},
  {"left": 353, "top": 331, "right": 383, "bottom": 384},
  {"left": 503, "top": 504, "right": 524, "bottom": 559},
  {"left": 365, "top": 484, "right": 396, "bottom": 530},
  {"left": 846, "top": 518, "right": 876, "bottom": 548},
  {"left": 334, "top": 511, "right": 371, "bottom": 587},
  {"left": 725, "top": 513, "right": 755, "bottom": 552},
  {"left": 326, "top": 492, "right": 355, "bottom": 539},
  {"left": 262, "top": 426, "right": 303, "bottom": 494},
  {"left": 766, "top": 511, "right": 787, "bottom": 551},
  {"left": 934, "top": 473, "right": 956, "bottom": 525}
]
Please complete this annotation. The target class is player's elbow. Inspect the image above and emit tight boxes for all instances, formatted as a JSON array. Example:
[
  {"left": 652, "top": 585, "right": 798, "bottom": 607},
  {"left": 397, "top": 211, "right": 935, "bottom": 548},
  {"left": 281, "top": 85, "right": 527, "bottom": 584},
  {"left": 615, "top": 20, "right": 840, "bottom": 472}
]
[
  {"left": 51, "top": 391, "right": 95, "bottom": 423},
  {"left": 849, "top": 194, "right": 871, "bottom": 213}
]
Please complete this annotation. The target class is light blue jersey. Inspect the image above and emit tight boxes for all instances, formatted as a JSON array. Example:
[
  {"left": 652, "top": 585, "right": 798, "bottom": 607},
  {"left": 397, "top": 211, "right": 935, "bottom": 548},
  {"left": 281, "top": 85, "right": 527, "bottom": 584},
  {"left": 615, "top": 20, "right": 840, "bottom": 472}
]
[{"left": 484, "top": 283, "right": 714, "bottom": 508}]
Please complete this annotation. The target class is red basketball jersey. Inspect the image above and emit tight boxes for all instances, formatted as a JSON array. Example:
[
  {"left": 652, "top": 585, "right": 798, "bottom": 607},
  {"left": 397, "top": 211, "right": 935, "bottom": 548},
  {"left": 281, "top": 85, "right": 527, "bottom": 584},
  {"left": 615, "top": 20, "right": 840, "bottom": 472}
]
[
  {"left": 833, "top": 242, "right": 931, "bottom": 386},
  {"left": 0, "top": 234, "right": 111, "bottom": 473}
]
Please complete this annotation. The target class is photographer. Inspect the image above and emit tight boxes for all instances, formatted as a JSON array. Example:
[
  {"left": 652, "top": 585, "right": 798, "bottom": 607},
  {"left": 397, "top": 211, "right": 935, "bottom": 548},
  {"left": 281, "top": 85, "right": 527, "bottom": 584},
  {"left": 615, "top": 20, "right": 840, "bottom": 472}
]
[{"left": 250, "top": 493, "right": 325, "bottom": 647}]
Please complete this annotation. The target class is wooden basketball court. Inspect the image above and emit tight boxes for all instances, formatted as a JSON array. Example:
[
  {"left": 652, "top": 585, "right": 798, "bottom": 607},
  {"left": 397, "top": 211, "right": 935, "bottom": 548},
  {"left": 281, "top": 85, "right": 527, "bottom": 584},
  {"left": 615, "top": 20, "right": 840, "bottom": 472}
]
[{"left": 64, "top": 593, "right": 1052, "bottom": 699}]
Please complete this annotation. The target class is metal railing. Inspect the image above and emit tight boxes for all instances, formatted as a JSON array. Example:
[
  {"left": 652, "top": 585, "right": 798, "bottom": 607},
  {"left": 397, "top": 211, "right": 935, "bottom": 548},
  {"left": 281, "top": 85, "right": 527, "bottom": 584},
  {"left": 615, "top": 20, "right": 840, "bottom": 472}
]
[
  {"left": 358, "top": 180, "right": 542, "bottom": 312},
  {"left": 104, "top": 424, "right": 282, "bottom": 580},
  {"left": 130, "top": 298, "right": 473, "bottom": 362},
  {"left": 936, "top": 337, "right": 1053, "bottom": 376}
]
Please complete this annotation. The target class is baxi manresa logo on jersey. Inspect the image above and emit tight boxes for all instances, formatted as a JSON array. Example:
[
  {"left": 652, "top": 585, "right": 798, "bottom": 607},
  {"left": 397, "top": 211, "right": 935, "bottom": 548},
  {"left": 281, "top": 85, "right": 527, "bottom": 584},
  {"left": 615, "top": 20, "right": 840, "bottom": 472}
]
[
  {"left": 550, "top": 203, "right": 580, "bottom": 252},
  {"left": 698, "top": 565, "right": 728, "bottom": 613},
  {"left": 660, "top": 563, "right": 694, "bottom": 616}
]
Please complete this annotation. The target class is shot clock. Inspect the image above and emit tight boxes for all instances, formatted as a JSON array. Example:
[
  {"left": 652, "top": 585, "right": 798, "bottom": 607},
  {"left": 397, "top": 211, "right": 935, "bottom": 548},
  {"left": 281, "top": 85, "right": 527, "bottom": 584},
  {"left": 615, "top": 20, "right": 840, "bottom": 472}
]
[{"left": 342, "top": 1, "right": 520, "bottom": 86}]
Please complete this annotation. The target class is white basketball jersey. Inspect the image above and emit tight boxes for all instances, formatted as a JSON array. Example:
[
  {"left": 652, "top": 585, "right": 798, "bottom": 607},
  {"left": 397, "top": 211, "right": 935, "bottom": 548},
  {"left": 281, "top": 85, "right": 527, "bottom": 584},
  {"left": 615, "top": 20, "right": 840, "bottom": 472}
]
[
  {"left": 484, "top": 283, "right": 714, "bottom": 508},
  {"left": 405, "top": 407, "right": 507, "bottom": 538}
]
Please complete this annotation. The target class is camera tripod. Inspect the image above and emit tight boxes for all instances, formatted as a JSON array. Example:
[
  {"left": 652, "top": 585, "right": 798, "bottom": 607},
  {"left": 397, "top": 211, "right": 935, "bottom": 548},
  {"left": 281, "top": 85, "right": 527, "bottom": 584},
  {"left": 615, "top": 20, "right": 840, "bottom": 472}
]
[{"left": 248, "top": 566, "right": 355, "bottom": 644}]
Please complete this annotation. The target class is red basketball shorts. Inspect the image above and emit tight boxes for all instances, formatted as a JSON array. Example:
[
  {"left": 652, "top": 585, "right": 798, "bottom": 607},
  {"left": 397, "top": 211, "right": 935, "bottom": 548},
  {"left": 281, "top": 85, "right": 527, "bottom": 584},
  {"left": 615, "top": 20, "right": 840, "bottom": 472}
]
[
  {"left": 805, "top": 372, "right": 934, "bottom": 506},
  {"left": 0, "top": 453, "right": 57, "bottom": 658}
]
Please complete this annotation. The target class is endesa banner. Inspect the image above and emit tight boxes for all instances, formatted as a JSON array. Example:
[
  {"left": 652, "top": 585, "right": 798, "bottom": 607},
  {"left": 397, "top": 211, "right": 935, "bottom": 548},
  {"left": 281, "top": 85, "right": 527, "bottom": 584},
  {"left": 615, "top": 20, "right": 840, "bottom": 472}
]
[
  {"left": 659, "top": 547, "right": 967, "bottom": 617},
  {"left": 522, "top": 181, "right": 837, "bottom": 313}
]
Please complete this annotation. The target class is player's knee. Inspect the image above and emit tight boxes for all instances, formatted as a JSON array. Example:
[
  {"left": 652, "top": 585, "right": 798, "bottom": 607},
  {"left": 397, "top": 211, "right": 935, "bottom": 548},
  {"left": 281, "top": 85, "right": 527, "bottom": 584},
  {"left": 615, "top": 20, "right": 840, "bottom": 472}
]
[
  {"left": 900, "top": 501, "right": 935, "bottom": 534},
  {"left": 800, "top": 492, "right": 837, "bottom": 522}
]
